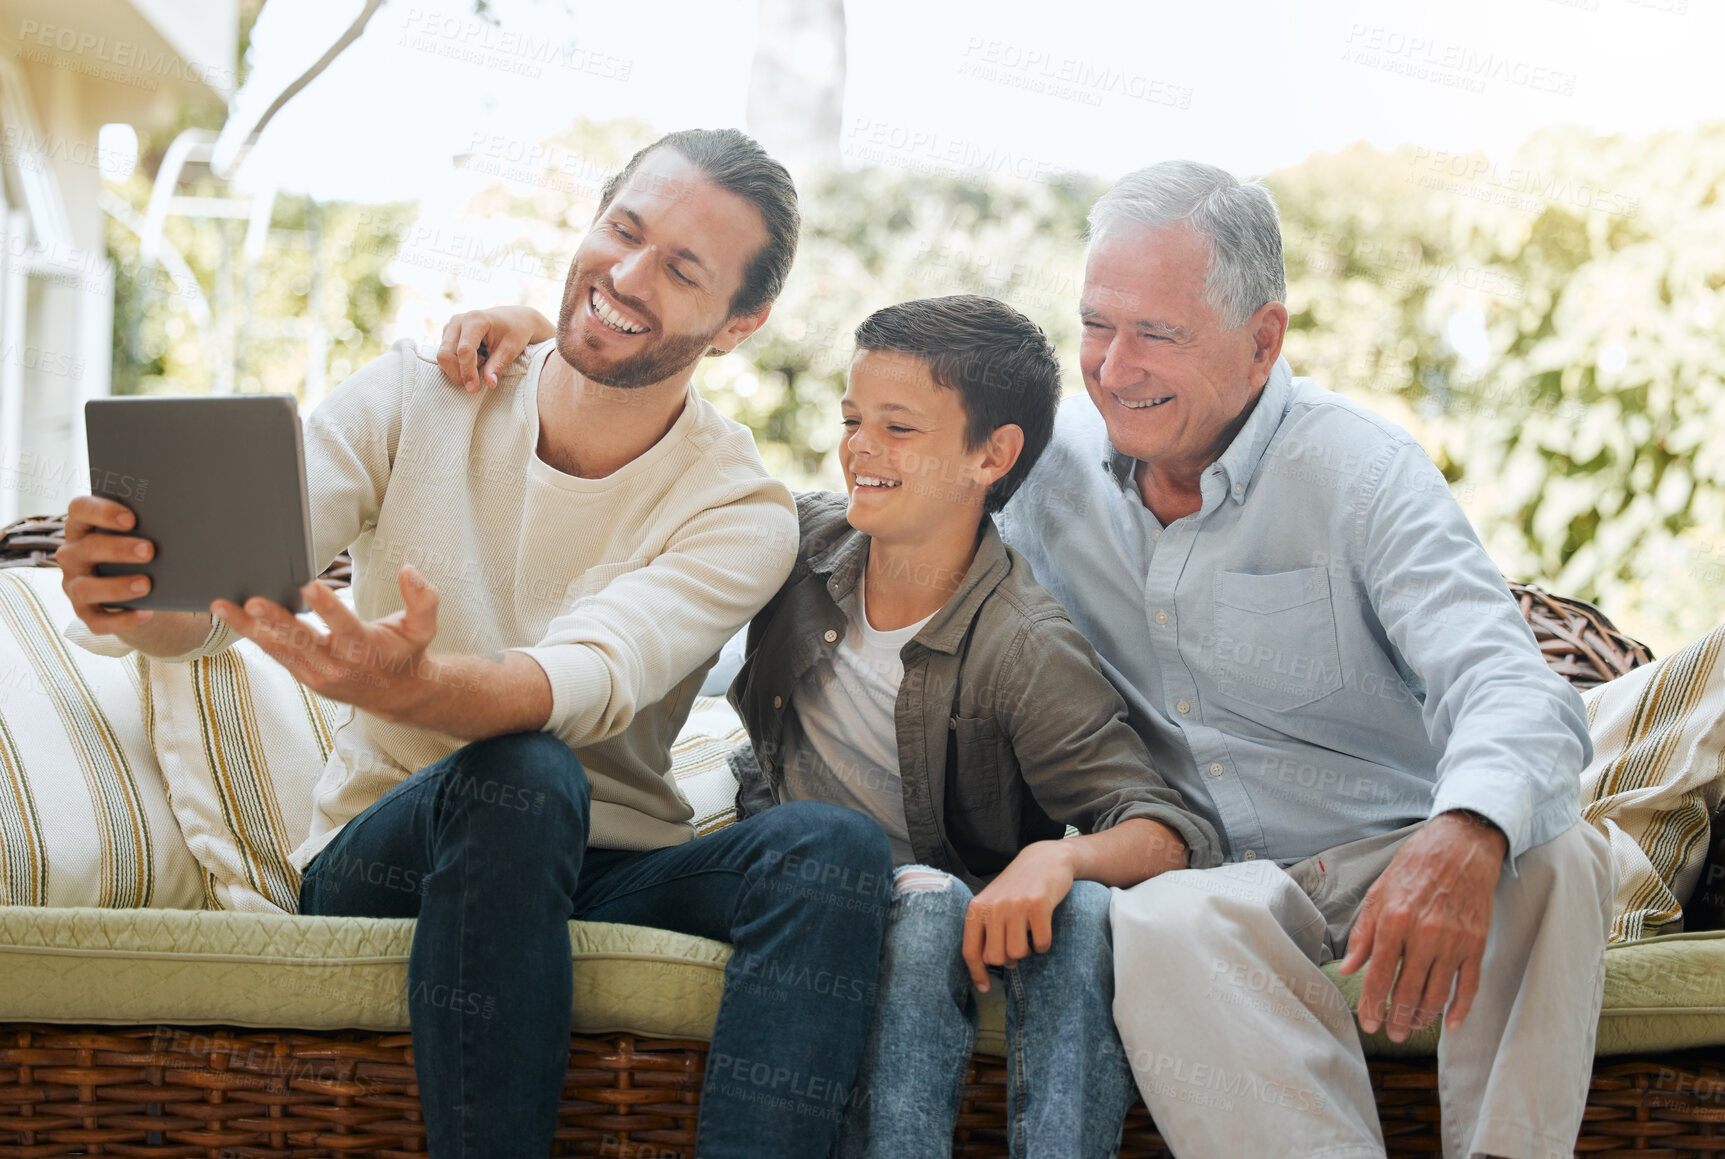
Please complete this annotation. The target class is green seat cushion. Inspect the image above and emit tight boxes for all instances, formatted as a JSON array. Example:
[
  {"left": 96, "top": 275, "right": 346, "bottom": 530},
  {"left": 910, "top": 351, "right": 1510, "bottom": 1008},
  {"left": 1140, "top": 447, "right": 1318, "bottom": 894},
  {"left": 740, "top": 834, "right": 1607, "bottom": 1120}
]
[
  {"left": 5, "top": 908, "right": 1723, "bottom": 1061},
  {"left": 0, "top": 907, "right": 727, "bottom": 1040},
  {"left": 1319, "top": 929, "right": 1725, "bottom": 1060}
]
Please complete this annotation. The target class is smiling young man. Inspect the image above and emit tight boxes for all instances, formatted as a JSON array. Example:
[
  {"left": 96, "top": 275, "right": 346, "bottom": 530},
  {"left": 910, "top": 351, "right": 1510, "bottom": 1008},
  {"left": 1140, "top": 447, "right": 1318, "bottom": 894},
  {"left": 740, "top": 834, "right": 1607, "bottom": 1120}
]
[{"left": 56, "top": 129, "right": 893, "bottom": 1159}]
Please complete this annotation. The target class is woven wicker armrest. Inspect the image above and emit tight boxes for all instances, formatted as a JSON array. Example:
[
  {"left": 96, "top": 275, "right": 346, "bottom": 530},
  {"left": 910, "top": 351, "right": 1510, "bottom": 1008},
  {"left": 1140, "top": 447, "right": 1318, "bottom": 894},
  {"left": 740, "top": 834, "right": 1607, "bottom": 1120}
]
[{"left": 1505, "top": 581, "right": 1653, "bottom": 688}]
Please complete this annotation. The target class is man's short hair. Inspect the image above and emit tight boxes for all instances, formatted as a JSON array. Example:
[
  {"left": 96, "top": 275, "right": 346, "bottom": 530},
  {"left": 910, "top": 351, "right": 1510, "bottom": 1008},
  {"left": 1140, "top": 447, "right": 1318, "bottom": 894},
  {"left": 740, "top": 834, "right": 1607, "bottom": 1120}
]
[
  {"left": 852, "top": 295, "right": 1060, "bottom": 516},
  {"left": 599, "top": 128, "right": 799, "bottom": 319},
  {"left": 1088, "top": 160, "right": 1286, "bottom": 329}
]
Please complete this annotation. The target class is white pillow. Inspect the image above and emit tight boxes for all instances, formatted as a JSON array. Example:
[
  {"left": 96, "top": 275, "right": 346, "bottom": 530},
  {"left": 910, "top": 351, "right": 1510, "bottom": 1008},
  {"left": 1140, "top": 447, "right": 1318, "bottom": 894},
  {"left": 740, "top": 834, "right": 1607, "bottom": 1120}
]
[
  {"left": 0, "top": 567, "right": 202, "bottom": 908},
  {"left": 143, "top": 606, "right": 348, "bottom": 914}
]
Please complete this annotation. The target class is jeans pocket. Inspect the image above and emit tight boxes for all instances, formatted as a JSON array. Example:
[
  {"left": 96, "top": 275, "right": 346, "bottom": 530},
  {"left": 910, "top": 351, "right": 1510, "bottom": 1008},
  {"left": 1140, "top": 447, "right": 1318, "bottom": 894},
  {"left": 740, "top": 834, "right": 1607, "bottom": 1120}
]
[{"left": 1208, "top": 568, "right": 1345, "bottom": 712}]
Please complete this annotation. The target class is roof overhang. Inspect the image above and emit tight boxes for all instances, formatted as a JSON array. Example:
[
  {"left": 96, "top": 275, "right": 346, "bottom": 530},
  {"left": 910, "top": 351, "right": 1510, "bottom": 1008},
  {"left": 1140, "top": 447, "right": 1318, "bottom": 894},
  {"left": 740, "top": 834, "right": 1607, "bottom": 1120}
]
[{"left": 5, "top": 0, "right": 236, "bottom": 127}]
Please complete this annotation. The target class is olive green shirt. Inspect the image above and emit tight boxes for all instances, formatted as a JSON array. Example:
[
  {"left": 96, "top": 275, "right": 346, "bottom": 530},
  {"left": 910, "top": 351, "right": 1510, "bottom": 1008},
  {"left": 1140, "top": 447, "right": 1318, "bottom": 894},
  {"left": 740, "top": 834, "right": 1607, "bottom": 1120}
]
[{"left": 727, "top": 492, "right": 1220, "bottom": 891}]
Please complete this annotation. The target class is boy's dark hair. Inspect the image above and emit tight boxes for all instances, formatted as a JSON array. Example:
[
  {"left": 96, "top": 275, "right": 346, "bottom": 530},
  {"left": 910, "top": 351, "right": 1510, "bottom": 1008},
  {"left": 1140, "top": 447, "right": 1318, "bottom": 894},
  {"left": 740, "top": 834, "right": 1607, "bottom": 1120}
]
[
  {"left": 852, "top": 295, "right": 1061, "bottom": 515},
  {"left": 598, "top": 128, "right": 799, "bottom": 319}
]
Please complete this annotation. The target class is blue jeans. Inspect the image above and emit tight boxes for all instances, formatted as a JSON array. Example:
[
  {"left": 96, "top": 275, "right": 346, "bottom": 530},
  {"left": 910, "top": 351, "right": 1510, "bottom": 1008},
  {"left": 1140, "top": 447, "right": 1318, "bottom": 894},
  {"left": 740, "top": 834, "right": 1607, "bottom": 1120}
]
[
  {"left": 299, "top": 732, "right": 892, "bottom": 1159},
  {"left": 833, "top": 870, "right": 1136, "bottom": 1159}
]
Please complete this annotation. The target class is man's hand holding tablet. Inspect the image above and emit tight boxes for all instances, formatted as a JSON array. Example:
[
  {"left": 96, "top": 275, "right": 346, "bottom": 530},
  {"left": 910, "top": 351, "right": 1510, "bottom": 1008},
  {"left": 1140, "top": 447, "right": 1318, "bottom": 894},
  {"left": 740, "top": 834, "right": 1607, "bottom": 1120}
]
[
  {"left": 58, "top": 494, "right": 201, "bottom": 652},
  {"left": 61, "top": 493, "right": 528, "bottom": 731},
  {"left": 58, "top": 492, "right": 453, "bottom": 720},
  {"left": 60, "top": 394, "right": 548, "bottom": 734}
]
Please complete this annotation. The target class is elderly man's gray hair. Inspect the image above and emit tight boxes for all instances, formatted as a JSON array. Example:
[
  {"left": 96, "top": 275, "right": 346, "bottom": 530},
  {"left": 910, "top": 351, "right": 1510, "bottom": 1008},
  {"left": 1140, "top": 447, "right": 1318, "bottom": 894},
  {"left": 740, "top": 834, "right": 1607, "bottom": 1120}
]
[{"left": 1088, "top": 160, "right": 1286, "bottom": 329}]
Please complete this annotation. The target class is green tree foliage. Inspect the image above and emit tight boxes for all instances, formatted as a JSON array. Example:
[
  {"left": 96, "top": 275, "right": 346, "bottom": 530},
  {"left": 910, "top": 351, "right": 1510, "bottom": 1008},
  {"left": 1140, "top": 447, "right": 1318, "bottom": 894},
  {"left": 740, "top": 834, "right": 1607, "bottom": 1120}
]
[
  {"left": 1270, "top": 126, "right": 1725, "bottom": 654},
  {"left": 107, "top": 165, "right": 413, "bottom": 400}
]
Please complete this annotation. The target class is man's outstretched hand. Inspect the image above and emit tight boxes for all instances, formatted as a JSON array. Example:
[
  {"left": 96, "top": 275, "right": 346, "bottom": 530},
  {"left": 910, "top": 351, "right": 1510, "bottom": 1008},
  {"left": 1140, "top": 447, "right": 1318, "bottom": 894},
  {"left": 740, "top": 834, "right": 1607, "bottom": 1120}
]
[
  {"left": 1338, "top": 810, "right": 1507, "bottom": 1042},
  {"left": 436, "top": 306, "right": 556, "bottom": 392},
  {"left": 212, "top": 565, "right": 448, "bottom": 724}
]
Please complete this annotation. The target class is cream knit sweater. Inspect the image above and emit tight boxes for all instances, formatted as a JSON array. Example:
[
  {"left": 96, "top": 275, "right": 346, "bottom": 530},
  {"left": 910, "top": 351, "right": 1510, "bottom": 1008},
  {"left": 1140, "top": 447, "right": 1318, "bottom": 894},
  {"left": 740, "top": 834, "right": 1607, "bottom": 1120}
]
[{"left": 79, "top": 339, "right": 796, "bottom": 870}]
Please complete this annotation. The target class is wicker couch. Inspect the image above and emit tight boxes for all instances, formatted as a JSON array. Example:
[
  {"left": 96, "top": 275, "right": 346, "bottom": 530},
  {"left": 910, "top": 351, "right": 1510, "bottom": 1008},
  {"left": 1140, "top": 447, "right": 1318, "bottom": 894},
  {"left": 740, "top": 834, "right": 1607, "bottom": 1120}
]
[{"left": 5, "top": 515, "right": 1725, "bottom": 1159}]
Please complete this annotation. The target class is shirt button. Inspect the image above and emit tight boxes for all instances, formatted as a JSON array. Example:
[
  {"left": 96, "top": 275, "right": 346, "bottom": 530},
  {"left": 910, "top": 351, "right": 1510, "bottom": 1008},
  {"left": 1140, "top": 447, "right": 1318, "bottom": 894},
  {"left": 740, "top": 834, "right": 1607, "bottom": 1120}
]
[
  {"left": 823, "top": 629, "right": 838, "bottom": 643},
  {"left": 1154, "top": 610, "right": 1169, "bottom": 625},
  {"left": 1233, "top": 483, "right": 1244, "bottom": 496},
  {"left": 1208, "top": 762, "right": 1223, "bottom": 777},
  {"left": 772, "top": 695, "right": 783, "bottom": 709},
  {"left": 1152, "top": 528, "right": 1162, "bottom": 540},
  {"left": 1242, "top": 849, "right": 1256, "bottom": 861},
  {"left": 1176, "top": 700, "right": 1191, "bottom": 715}
]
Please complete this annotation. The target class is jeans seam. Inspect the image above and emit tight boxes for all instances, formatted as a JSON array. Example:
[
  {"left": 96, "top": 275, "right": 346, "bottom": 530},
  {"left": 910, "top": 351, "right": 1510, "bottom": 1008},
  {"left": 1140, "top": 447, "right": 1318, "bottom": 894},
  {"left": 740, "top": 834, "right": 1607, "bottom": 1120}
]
[
  {"left": 580, "top": 863, "right": 751, "bottom": 915},
  {"left": 454, "top": 811, "right": 476, "bottom": 1159},
  {"left": 1007, "top": 964, "right": 1029, "bottom": 1159}
]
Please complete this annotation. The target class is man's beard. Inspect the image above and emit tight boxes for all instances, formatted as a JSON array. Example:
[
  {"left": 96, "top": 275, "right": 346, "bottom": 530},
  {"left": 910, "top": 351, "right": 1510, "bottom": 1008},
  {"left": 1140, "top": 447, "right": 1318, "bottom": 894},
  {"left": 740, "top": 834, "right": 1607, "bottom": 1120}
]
[{"left": 557, "top": 277, "right": 721, "bottom": 390}]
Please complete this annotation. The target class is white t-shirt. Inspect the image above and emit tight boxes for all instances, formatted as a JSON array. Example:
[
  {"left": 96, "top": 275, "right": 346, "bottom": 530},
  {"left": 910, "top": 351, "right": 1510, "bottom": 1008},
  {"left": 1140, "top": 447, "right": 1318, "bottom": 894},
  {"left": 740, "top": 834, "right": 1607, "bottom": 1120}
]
[{"left": 782, "top": 566, "right": 933, "bottom": 865}]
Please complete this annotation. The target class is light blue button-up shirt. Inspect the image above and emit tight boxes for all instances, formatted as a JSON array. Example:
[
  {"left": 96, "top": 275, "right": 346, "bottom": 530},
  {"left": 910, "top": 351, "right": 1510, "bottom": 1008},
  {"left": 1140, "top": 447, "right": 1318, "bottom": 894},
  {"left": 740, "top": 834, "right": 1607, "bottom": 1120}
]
[{"left": 997, "top": 357, "right": 1590, "bottom": 866}]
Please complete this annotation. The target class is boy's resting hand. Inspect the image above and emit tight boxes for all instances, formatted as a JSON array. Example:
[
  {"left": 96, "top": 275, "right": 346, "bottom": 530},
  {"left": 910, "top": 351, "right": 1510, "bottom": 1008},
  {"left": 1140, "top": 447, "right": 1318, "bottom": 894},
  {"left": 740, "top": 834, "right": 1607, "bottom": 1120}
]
[
  {"left": 437, "top": 306, "right": 556, "bottom": 392},
  {"left": 962, "top": 841, "right": 1076, "bottom": 992},
  {"left": 962, "top": 817, "right": 1189, "bottom": 991}
]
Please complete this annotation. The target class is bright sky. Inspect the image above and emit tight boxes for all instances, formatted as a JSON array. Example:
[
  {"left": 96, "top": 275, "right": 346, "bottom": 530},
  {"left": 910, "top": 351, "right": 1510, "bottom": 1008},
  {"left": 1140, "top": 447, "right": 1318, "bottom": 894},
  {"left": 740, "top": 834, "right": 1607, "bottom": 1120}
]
[{"left": 234, "top": 0, "right": 1725, "bottom": 202}]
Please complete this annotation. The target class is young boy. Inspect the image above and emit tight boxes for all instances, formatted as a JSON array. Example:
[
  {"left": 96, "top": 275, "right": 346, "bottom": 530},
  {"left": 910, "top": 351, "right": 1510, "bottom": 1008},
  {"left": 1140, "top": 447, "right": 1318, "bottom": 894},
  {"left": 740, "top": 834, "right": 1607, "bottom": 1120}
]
[
  {"left": 435, "top": 294, "right": 1219, "bottom": 1157},
  {"left": 726, "top": 296, "right": 1220, "bottom": 1159}
]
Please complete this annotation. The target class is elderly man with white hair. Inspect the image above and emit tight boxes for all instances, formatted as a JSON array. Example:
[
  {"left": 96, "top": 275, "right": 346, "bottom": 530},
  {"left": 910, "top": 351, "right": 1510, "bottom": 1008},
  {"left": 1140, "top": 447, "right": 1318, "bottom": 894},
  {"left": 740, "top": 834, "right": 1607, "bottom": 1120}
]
[{"left": 995, "top": 160, "right": 1613, "bottom": 1159}]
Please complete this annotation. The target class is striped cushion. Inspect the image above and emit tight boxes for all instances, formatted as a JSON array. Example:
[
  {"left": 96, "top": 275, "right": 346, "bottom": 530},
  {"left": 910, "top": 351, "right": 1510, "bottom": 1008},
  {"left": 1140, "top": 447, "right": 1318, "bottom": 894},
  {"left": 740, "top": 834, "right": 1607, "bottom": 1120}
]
[
  {"left": 0, "top": 568, "right": 202, "bottom": 908},
  {"left": 1581, "top": 625, "right": 1725, "bottom": 942},
  {"left": 145, "top": 620, "right": 346, "bottom": 913},
  {"left": 671, "top": 696, "right": 745, "bottom": 837}
]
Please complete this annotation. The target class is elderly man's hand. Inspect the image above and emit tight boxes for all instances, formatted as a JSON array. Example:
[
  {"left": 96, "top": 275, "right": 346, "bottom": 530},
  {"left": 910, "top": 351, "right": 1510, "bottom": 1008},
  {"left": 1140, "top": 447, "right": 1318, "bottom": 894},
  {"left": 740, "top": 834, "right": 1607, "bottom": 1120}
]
[{"left": 1338, "top": 811, "right": 1507, "bottom": 1042}]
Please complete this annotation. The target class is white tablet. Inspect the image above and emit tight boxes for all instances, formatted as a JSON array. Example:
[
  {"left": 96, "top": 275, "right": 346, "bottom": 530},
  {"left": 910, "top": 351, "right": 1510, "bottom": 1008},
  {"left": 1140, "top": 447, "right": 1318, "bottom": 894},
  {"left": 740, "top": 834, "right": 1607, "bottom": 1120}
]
[{"left": 85, "top": 395, "right": 316, "bottom": 613}]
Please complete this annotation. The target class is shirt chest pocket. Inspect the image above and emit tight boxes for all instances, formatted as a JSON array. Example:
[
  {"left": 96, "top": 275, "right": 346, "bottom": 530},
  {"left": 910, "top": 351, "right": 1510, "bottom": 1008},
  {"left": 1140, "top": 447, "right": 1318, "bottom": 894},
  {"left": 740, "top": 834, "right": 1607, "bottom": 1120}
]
[
  {"left": 949, "top": 715, "right": 1014, "bottom": 809},
  {"left": 1208, "top": 568, "right": 1345, "bottom": 713}
]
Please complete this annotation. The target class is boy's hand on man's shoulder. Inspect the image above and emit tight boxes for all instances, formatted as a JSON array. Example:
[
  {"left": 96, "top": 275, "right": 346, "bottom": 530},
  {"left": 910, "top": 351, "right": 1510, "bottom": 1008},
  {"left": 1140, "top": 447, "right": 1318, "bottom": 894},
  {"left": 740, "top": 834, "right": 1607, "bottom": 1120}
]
[
  {"left": 962, "top": 841, "right": 1078, "bottom": 992},
  {"left": 436, "top": 306, "right": 556, "bottom": 392}
]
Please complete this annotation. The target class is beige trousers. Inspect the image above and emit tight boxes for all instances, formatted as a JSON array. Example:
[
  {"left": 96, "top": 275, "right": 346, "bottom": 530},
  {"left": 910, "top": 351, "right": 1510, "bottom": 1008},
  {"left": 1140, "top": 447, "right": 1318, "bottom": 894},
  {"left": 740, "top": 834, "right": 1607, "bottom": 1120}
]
[{"left": 1110, "top": 822, "right": 1613, "bottom": 1159}]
